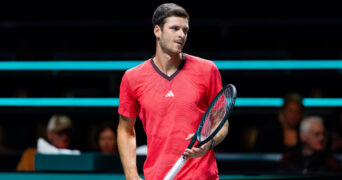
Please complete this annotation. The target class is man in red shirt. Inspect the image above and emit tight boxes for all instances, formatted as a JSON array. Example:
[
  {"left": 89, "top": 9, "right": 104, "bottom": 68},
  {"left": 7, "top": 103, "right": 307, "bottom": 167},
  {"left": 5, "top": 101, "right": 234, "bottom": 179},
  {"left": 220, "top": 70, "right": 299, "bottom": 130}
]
[{"left": 117, "top": 3, "right": 229, "bottom": 180}]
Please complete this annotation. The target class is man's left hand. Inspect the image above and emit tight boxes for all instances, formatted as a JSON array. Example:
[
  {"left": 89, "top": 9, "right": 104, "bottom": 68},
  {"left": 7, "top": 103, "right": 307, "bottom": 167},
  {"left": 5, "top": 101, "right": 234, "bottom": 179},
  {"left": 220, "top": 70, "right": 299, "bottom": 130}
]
[{"left": 183, "top": 133, "right": 212, "bottom": 159}]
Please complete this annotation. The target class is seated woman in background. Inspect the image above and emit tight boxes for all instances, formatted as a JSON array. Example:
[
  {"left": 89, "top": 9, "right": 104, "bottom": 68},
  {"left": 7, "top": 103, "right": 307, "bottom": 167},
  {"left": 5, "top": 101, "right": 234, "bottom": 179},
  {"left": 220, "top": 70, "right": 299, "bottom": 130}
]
[
  {"left": 254, "top": 93, "right": 304, "bottom": 152},
  {"left": 95, "top": 121, "right": 117, "bottom": 154}
]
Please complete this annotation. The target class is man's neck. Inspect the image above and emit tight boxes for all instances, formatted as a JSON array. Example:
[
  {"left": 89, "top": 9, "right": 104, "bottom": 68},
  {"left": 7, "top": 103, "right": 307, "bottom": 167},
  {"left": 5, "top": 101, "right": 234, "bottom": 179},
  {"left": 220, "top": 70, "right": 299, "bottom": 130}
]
[{"left": 153, "top": 52, "right": 183, "bottom": 77}]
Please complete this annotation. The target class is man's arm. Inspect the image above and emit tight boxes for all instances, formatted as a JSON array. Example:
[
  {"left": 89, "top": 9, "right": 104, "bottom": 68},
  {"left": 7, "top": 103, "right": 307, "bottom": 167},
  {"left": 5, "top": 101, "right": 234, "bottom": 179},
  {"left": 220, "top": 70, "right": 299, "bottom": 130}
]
[
  {"left": 184, "top": 120, "right": 229, "bottom": 159},
  {"left": 117, "top": 115, "right": 143, "bottom": 180}
]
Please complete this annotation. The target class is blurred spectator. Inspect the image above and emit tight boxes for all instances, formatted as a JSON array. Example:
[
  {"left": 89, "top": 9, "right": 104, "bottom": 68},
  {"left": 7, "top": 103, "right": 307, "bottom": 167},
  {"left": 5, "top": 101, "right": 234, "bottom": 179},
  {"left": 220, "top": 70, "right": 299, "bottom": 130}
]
[
  {"left": 330, "top": 109, "right": 342, "bottom": 153},
  {"left": 278, "top": 116, "right": 340, "bottom": 173},
  {"left": 254, "top": 93, "right": 304, "bottom": 152},
  {"left": 16, "top": 114, "right": 73, "bottom": 171},
  {"left": 94, "top": 121, "right": 117, "bottom": 154}
]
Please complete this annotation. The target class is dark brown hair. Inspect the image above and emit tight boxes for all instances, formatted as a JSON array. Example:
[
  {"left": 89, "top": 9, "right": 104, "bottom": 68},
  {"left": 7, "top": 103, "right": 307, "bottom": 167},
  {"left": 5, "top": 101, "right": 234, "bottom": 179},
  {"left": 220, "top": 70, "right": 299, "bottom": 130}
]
[{"left": 152, "top": 3, "right": 189, "bottom": 28}]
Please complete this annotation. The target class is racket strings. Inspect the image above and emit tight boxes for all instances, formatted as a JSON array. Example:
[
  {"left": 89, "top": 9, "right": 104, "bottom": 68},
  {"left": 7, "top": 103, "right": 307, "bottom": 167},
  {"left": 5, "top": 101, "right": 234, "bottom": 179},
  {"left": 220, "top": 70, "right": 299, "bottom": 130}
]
[{"left": 199, "top": 87, "right": 233, "bottom": 141}]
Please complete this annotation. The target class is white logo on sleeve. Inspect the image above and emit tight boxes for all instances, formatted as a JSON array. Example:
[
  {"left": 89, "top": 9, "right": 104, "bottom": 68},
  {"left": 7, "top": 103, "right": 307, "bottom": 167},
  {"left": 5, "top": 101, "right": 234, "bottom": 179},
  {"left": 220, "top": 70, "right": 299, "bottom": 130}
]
[{"left": 165, "top": 90, "right": 175, "bottom": 97}]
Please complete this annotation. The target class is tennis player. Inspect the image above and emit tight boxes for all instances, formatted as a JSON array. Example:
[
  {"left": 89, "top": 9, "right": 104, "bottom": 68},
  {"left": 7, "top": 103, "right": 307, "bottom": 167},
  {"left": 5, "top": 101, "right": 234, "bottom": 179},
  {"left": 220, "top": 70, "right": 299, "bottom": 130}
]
[{"left": 117, "top": 3, "right": 229, "bottom": 180}]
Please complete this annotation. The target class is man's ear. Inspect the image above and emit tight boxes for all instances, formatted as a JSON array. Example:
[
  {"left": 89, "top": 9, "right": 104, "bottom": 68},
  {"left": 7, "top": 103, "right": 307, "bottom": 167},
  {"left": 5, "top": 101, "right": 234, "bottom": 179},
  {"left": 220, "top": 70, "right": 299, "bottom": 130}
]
[{"left": 154, "top": 25, "right": 161, "bottom": 40}]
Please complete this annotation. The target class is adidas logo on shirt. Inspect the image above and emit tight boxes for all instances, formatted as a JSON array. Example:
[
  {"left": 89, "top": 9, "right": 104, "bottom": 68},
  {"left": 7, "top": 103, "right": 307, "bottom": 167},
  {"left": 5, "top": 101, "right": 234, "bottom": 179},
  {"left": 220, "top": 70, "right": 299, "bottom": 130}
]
[{"left": 165, "top": 90, "right": 175, "bottom": 97}]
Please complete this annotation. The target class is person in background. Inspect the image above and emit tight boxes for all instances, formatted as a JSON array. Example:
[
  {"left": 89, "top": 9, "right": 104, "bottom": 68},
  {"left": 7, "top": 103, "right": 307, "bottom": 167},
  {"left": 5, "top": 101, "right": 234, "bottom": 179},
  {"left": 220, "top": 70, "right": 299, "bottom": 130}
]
[
  {"left": 278, "top": 116, "right": 340, "bottom": 173},
  {"left": 254, "top": 93, "right": 304, "bottom": 152},
  {"left": 330, "top": 109, "right": 342, "bottom": 153},
  {"left": 16, "top": 114, "right": 73, "bottom": 171},
  {"left": 95, "top": 121, "right": 117, "bottom": 154}
]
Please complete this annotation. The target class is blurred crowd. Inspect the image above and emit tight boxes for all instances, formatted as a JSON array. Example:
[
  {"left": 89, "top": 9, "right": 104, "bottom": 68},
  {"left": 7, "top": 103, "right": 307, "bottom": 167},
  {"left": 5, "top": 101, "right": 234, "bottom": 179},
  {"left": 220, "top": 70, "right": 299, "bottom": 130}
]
[
  {"left": 253, "top": 93, "right": 342, "bottom": 173},
  {"left": 0, "top": 92, "right": 341, "bottom": 174},
  {"left": 15, "top": 114, "right": 118, "bottom": 171}
]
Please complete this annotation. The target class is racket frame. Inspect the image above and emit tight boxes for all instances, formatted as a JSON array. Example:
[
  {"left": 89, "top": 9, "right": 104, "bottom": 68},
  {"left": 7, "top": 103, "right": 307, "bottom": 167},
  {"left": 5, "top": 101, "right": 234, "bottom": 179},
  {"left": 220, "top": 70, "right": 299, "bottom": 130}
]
[
  {"left": 188, "top": 84, "right": 237, "bottom": 148},
  {"left": 163, "top": 84, "right": 237, "bottom": 180}
]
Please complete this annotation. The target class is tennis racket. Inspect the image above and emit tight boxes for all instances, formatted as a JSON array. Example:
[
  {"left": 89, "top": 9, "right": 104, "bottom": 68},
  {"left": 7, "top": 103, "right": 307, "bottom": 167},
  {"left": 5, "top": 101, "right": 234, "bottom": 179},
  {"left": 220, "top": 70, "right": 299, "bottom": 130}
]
[{"left": 163, "top": 84, "right": 237, "bottom": 180}]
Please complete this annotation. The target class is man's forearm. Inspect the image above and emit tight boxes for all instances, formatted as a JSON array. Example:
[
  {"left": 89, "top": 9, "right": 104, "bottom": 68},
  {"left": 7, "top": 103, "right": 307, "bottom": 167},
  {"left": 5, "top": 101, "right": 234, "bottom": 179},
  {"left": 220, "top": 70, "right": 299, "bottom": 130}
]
[
  {"left": 117, "top": 122, "right": 140, "bottom": 179},
  {"left": 212, "top": 120, "right": 229, "bottom": 147}
]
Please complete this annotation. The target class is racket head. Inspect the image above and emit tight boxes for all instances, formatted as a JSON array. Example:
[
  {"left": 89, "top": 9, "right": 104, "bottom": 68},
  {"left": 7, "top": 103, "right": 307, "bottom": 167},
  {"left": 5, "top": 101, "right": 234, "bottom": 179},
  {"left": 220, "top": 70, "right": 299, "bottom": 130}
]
[{"left": 195, "top": 84, "right": 237, "bottom": 146}]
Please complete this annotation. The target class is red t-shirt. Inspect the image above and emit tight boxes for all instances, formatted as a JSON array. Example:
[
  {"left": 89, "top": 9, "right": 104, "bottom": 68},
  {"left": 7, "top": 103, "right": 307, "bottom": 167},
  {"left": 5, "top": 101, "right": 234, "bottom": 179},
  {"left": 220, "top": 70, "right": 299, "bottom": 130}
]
[{"left": 118, "top": 53, "right": 222, "bottom": 180}]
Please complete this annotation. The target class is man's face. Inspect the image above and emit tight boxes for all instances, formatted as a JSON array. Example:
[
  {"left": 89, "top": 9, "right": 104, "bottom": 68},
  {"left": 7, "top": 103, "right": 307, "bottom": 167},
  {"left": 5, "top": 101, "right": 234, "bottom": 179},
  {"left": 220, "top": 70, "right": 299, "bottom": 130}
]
[
  {"left": 48, "top": 129, "right": 71, "bottom": 149},
  {"left": 156, "top": 16, "right": 189, "bottom": 55},
  {"left": 302, "top": 121, "right": 326, "bottom": 152}
]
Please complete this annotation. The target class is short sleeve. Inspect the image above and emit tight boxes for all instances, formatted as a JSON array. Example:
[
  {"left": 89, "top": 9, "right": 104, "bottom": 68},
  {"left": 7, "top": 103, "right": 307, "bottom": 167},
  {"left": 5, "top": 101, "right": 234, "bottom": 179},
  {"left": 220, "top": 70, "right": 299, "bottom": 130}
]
[
  {"left": 118, "top": 72, "right": 140, "bottom": 117},
  {"left": 206, "top": 63, "right": 223, "bottom": 105}
]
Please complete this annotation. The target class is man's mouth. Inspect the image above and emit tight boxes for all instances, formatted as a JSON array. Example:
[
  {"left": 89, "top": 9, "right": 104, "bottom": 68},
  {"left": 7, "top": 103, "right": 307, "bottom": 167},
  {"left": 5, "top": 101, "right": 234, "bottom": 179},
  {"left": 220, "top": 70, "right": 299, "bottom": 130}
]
[{"left": 175, "top": 40, "right": 183, "bottom": 45}]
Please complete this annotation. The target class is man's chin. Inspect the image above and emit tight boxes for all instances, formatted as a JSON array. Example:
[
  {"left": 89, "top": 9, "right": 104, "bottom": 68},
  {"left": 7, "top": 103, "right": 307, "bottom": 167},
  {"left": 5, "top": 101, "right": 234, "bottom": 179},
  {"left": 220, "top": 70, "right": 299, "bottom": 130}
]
[
  {"left": 174, "top": 49, "right": 183, "bottom": 54},
  {"left": 168, "top": 50, "right": 182, "bottom": 56}
]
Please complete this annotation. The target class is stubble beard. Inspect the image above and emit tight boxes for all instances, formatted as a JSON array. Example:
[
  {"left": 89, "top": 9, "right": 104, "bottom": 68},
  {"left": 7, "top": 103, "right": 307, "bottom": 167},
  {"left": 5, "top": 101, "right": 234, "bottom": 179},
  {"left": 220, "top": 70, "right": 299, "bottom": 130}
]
[{"left": 159, "top": 38, "right": 183, "bottom": 56}]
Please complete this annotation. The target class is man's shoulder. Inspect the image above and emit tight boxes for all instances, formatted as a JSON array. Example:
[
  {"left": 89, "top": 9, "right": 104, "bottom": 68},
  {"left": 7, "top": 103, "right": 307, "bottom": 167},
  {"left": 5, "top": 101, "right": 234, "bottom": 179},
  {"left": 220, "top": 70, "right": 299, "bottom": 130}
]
[
  {"left": 185, "top": 53, "right": 216, "bottom": 66},
  {"left": 127, "top": 59, "right": 151, "bottom": 72},
  {"left": 125, "top": 59, "right": 152, "bottom": 77},
  {"left": 122, "top": 59, "right": 153, "bottom": 90},
  {"left": 185, "top": 53, "right": 217, "bottom": 72}
]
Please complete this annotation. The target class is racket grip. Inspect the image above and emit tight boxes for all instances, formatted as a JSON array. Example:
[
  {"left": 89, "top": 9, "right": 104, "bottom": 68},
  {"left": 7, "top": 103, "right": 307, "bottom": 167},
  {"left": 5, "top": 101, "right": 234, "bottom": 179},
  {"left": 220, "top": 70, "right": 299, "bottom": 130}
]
[{"left": 163, "top": 156, "right": 187, "bottom": 180}]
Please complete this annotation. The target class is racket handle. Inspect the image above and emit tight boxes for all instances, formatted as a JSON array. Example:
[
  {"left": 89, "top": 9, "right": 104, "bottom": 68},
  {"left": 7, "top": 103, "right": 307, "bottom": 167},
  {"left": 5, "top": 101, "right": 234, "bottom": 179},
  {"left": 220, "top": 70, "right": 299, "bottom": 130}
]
[{"left": 163, "top": 156, "right": 187, "bottom": 180}]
